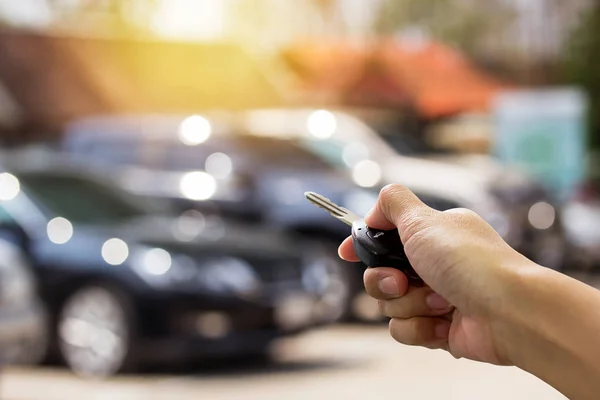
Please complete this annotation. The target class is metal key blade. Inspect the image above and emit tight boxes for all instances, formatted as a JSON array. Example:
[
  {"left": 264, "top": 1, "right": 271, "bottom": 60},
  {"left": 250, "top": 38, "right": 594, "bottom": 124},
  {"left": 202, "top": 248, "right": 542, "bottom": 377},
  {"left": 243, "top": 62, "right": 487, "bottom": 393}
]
[{"left": 304, "top": 191, "right": 362, "bottom": 227}]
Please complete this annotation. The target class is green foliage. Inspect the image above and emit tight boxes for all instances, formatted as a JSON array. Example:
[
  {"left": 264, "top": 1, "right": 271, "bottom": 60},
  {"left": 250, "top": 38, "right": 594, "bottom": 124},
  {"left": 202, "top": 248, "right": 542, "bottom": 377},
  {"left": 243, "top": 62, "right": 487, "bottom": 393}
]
[
  {"left": 563, "top": 2, "right": 600, "bottom": 151},
  {"left": 373, "top": 0, "right": 514, "bottom": 54}
]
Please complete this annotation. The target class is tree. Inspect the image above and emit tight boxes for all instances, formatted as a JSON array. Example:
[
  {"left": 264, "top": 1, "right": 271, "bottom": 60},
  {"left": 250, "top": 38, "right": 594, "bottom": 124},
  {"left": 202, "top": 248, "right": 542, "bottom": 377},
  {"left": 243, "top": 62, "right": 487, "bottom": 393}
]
[
  {"left": 373, "top": 0, "right": 515, "bottom": 55},
  {"left": 563, "top": 0, "right": 600, "bottom": 152}
]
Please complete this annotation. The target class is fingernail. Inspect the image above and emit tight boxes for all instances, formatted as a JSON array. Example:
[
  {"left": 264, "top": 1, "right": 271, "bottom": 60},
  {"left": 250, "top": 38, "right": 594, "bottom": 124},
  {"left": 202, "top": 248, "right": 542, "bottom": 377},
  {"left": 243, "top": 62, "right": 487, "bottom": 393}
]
[
  {"left": 435, "top": 322, "right": 451, "bottom": 339},
  {"left": 378, "top": 276, "right": 399, "bottom": 296},
  {"left": 426, "top": 293, "right": 450, "bottom": 310}
]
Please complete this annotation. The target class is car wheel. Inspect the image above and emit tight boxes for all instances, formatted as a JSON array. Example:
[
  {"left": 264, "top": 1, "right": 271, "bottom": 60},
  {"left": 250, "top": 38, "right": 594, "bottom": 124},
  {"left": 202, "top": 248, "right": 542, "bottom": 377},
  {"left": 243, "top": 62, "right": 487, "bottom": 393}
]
[{"left": 57, "top": 284, "right": 137, "bottom": 377}]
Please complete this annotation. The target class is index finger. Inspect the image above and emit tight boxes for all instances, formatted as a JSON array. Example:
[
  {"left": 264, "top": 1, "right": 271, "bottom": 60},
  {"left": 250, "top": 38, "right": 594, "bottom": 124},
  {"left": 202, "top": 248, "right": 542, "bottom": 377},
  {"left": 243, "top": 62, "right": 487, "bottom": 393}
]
[
  {"left": 338, "top": 236, "right": 360, "bottom": 262},
  {"left": 365, "top": 184, "right": 434, "bottom": 231}
]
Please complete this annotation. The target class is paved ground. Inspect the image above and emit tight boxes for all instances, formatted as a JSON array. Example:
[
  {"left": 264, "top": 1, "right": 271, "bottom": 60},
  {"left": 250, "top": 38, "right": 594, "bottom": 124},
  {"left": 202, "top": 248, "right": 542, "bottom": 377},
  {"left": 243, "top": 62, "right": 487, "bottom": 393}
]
[
  {"left": 5, "top": 271, "right": 595, "bottom": 400},
  {"left": 0, "top": 324, "right": 565, "bottom": 400}
]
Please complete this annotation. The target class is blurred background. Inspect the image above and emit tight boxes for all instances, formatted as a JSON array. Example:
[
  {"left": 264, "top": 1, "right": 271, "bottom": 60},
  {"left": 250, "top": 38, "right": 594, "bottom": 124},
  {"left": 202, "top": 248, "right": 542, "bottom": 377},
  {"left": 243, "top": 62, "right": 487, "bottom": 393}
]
[{"left": 0, "top": 0, "right": 598, "bottom": 399}]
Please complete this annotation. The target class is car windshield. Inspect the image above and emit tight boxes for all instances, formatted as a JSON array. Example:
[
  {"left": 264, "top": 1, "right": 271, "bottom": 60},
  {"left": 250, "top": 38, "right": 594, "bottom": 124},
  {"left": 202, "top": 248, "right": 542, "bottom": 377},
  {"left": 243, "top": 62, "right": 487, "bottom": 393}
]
[
  {"left": 154, "top": 134, "right": 334, "bottom": 172},
  {"left": 294, "top": 138, "right": 351, "bottom": 169},
  {"left": 67, "top": 122, "right": 360, "bottom": 172},
  {"left": 381, "top": 134, "right": 432, "bottom": 155},
  {"left": 17, "top": 172, "right": 149, "bottom": 225},
  {"left": 368, "top": 121, "right": 449, "bottom": 156}
]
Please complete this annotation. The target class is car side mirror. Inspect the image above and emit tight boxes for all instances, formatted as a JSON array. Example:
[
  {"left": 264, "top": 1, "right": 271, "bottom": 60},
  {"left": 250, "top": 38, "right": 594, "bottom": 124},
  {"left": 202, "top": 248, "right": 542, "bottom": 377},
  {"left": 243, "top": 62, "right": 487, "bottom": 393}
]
[{"left": 0, "top": 222, "right": 30, "bottom": 249}]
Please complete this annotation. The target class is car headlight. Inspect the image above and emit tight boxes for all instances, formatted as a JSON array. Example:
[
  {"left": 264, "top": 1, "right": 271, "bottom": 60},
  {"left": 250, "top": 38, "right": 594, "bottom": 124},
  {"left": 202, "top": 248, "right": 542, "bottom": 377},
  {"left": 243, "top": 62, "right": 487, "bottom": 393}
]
[
  {"left": 343, "top": 190, "right": 379, "bottom": 217},
  {"left": 131, "top": 247, "right": 261, "bottom": 297},
  {"left": 196, "top": 257, "right": 262, "bottom": 297}
]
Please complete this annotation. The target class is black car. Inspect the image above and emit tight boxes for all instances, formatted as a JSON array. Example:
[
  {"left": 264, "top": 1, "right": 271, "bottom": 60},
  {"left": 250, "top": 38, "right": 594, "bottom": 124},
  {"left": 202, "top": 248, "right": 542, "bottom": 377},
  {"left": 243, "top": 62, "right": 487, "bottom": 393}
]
[
  {"left": 0, "top": 157, "right": 347, "bottom": 377},
  {"left": 60, "top": 114, "right": 379, "bottom": 321},
  {"left": 0, "top": 239, "right": 47, "bottom": 365}
]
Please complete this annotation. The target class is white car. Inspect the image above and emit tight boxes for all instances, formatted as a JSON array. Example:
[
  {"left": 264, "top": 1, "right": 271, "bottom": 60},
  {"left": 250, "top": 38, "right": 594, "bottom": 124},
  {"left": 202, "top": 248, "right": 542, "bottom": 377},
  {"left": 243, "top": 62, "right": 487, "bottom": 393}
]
[
  {"left": 239, "top": 108, "right": 567, "bottom": 271},
  {"left": 561, "top": 198, "right": 600, "bottom": 270}
]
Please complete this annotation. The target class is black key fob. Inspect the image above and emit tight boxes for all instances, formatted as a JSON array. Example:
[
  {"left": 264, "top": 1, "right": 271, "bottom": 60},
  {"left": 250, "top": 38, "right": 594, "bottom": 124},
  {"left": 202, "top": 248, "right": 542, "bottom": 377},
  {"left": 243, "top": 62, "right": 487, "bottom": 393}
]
[{"left": 351, "top": 219, "right": 424, "bottom": 287}]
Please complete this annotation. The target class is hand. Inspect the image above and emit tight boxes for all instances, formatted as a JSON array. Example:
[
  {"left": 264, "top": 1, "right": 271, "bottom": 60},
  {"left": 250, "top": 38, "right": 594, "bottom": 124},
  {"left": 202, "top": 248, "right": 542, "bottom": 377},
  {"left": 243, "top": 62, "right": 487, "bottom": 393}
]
[{"left": 338, "top": 184, "right": 536, "bottom": 365}]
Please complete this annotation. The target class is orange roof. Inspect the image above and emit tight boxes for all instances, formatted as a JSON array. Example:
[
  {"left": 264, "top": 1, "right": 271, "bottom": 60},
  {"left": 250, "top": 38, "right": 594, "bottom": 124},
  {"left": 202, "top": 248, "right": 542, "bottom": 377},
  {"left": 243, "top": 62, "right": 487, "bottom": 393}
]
[
  {"left": 283, "top": 39, "right": 509, "bottom": 118},
  {"left": 283, "top": 39, "right": 365, "bottom": 93}
]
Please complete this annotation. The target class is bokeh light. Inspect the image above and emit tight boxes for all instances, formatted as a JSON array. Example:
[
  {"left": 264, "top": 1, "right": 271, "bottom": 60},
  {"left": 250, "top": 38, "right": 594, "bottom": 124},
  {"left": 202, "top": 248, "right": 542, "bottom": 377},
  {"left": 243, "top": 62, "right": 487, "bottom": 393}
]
[
  {"left": 47, "top": 217, "right": 73, "bottom": 244},
  {"left": 179, "top": 115, "right": 212, "bottom": 146},
  {"left": 352, "top": 160, "right": 382, "bottom": 188},
  {"left": 101, "top": 238, "right": 129, "bottom": 266},
  {"left": 528, "top": 202, "right": 556, "bottom": 230},
  {"left": 142, "top": 248, "right": 172, "bottom": 276},
  {"left": 174, "top": 209, "right": 207, "bottom": 241},
  {"left": 205, "top": 152, "right": 233, "bottom": 179},
  {"left": 0, "top": 173, "right": 20, "bottom": 201},
  {"left": 179, "top": 171, "right": 217, "bottom": 200},
  {"left": 307, "top": 110, "right": 337, "bottom": 139}
]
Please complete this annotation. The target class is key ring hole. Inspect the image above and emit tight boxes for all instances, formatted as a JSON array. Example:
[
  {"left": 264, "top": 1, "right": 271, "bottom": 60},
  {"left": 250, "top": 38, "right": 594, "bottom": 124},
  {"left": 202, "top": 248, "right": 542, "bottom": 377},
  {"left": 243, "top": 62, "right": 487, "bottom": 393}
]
[{"left": 358, "top": 228, "right": 362, "bottom": 230}]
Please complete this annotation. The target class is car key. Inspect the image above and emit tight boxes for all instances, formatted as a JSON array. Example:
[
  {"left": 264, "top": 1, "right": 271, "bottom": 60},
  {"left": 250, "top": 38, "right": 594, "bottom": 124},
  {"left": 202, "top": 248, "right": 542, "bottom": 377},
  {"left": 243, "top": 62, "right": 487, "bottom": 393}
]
[{"left": 304, "top": 192, "right": 424, "bottom": 287}]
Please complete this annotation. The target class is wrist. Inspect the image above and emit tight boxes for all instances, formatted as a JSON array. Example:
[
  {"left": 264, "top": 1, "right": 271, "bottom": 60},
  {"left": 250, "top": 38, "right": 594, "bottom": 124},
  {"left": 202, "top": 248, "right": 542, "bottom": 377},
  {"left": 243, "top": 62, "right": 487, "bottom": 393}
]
[{"left": 496, "top": 264, "right": 600, "bottom": 399}]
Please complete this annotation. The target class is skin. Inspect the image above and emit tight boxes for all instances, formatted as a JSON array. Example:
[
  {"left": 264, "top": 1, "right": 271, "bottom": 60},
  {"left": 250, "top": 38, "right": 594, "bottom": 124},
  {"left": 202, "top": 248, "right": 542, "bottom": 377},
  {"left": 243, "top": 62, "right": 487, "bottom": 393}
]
[{"left": 338, "top": 184, "right": 600, "bottom": 400}]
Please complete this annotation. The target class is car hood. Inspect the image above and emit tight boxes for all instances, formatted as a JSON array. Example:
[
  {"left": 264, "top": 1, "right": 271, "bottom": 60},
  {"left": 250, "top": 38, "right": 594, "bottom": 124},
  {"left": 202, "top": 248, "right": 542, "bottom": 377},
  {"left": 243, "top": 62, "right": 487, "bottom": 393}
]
[
  {"left": 419, "top": 154, "right": 535, "bottom": 188},
  {"left": 423, "top": 154, "right": 502, "bottom": 174},
  {"left": 39, "top": 216, "right": 308, "bottom": 264},
  {"left": 380, "top": 156, "right": 495, "bottom": 206},
  {"left": 122, "top": 216, "right": 305, "bottom": 258}
]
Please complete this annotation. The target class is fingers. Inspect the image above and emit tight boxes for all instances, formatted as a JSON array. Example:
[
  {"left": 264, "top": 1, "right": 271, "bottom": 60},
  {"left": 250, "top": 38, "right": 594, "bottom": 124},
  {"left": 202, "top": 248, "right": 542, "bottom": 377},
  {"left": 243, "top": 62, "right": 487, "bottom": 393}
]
[
  {"left": 365, "top": 184, "right": 434, "bottom": 231},
  {"left": 339, "top": 184, "right": 437, "bottom": 264},
  {"left": 338, "top": 236, "right": 359, "bottom": 262},
  {"left": 363, "top": 267, "right": 409, "bottom": 299},
  {"left": 379, "top": 288, "right": 454, "bottom": 319},
  {"left": 365, "top": 266, "right": 453, "bottom": 320},
  {"left": 389, "top": 317, "right": 451, "bottom": 348}
]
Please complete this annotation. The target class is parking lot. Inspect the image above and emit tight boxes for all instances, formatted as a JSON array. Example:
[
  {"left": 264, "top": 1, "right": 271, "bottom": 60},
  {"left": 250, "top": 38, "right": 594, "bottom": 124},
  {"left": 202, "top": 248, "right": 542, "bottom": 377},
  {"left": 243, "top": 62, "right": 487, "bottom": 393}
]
[
  {"left": 0, "top": 3, "right": 598, "bottom": 400},
  {"left": 1, "top": 324, "right": 566, "bottom": 400}
]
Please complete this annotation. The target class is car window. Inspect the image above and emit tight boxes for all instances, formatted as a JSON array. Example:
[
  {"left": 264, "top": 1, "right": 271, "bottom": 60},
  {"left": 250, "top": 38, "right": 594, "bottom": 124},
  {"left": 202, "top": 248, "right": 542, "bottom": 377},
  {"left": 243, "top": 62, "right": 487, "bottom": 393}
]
[
  {"left": 89, "top": 140, "right": 141, "bottom": 165},
  {"left": 151, "top": 135, "right": 333, "bottom": 172},
  {"left": 0, "top": 204, "right": 14, "bottom": 223},
  {"left": 65, "top": 136, "right": 142, "bottom": 166},
  {"left": 296, "top": 138, "right": 349, "bottom": 168},
  {"left": 66, "top": 125, "right": 340, "bottom": 172},
  {"left": 17, "top": 173, "right": 149, "bottom": 225}
]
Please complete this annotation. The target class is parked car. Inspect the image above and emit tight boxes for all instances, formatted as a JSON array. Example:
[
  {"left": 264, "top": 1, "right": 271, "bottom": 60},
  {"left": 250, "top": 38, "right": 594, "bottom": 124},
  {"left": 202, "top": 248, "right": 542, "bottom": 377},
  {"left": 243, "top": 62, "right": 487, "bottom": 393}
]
[
  {"left": 59, "top": 110, "right": 568, "bottom": 322},
  {"left": 60, "top": 114, "right": 378, "bottom": 321},
  {"left": 0, "top": 239, "right": 47, "bottom": 366},
  {"left": 0, "top": 154, "right": 347, "bottom": 377},
  {"left": 237, "top": 108, "right": 568, "bottom": 272},
  {"left": 561, "top": 197, "right": 600, "bottom": 270}
]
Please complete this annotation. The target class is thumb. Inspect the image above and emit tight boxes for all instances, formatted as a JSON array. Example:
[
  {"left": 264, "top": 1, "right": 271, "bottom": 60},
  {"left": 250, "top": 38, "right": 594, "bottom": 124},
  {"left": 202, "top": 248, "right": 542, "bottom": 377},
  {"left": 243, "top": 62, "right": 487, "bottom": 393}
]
[{"left": 366, "top": 184, "right": 438, "bottom": 239}]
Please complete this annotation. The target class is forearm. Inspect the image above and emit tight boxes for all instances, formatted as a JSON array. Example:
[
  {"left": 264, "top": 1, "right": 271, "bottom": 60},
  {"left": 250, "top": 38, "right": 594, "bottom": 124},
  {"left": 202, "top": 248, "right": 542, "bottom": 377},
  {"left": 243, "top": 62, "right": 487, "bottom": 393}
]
[{"left": 501, "top": 266, "right": 600, "bottom": 400}]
